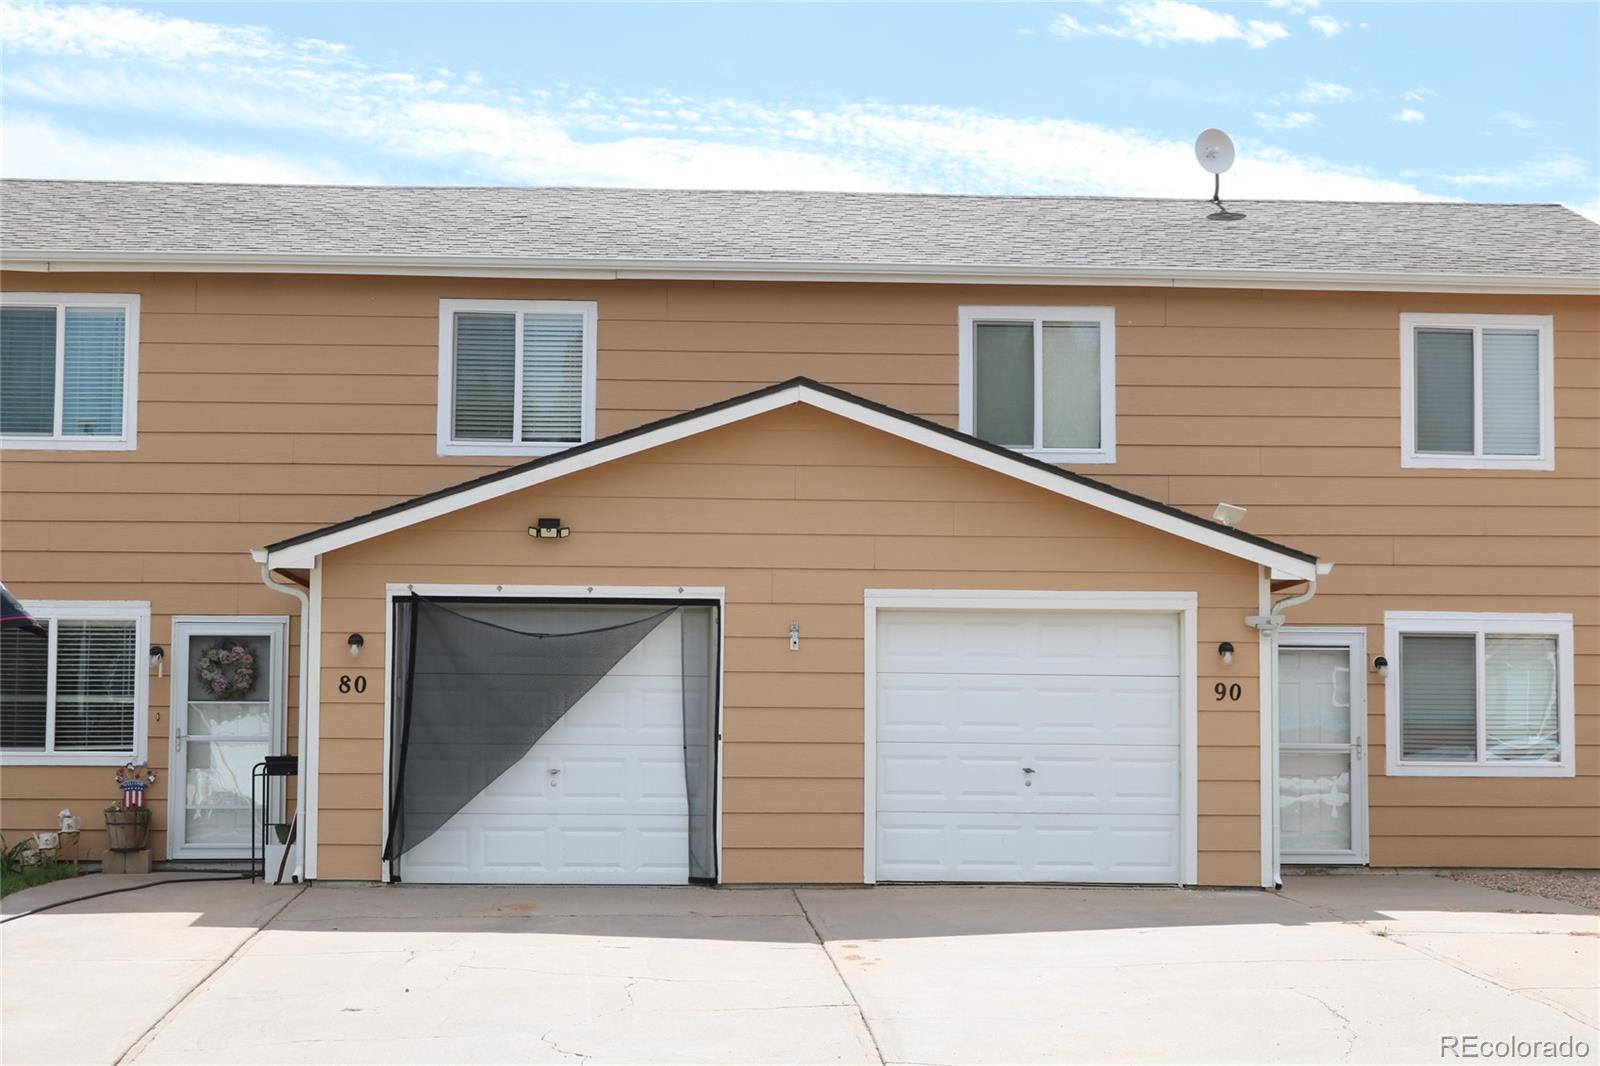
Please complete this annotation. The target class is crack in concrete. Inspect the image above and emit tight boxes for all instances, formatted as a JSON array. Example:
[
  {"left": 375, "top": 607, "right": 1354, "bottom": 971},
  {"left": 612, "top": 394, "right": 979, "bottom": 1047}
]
[
  {"left": 793, "top": 890, "right": 887, "bottom": 1066},
  {"left": 1293, "top": 988, "right": 1358, "bottom": 1062}
]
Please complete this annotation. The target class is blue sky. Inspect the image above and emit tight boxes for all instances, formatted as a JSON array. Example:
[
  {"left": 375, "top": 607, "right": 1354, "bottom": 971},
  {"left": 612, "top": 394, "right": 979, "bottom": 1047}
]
[{"left": 2, "top": 1, "right": 1595, "bottom": 216}]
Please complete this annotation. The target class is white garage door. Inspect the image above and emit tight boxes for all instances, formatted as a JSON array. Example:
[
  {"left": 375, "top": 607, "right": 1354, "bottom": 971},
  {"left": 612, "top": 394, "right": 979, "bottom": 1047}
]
[
  {"left": 402, "top": 612, "right": 690, "bottom": 884},
  {"left": 874, "top": 609, "right": 1183, "bottom": 883}
]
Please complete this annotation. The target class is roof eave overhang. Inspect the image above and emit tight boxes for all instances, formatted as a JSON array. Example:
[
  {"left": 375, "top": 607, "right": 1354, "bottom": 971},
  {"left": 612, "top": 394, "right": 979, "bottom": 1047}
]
[
  {"left": 255, "top": 381, "right": 1321, "bottom": 581},
  {"left": 5, "top": 251, "right": 1596, "bottom": 295}
]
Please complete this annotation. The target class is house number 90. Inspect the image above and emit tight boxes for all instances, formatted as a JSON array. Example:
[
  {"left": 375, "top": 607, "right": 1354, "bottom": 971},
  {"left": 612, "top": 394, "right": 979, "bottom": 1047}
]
[
  {"left": 338, "top": 675, "right": 368, "bottom": 694},
  {"left": 1214, "top": 682, "right": 1242, "bottom": 702}
]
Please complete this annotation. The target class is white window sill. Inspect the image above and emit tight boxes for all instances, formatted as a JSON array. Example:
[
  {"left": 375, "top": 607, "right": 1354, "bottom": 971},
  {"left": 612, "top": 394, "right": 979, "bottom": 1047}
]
[
  {"left": 2, "top": 435, "right": 136, "bottom": 452},
  {"left": 1385, "top": 760, "right": 1574, "bottom": 778},
  {"left": 1402, "top": 452, "right": 1553, "bottom": 471},
  {"left": 437, "top": 440, "right": 583, "bottom": 459},
  {"left": 1014, "top": 447, "right": 1115, "bottom": 465},
  {"left": 1, "top": 752, "right": 141, "bottom": 767}
]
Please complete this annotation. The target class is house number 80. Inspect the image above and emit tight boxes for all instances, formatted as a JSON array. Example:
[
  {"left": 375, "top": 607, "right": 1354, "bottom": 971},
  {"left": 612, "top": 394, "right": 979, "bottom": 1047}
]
[
  {"left": 1214, "top": 682, "right": 1242, "bottom": 701},
  {"left": 338, "top": 675, "right": 368, "bottom": 694}
]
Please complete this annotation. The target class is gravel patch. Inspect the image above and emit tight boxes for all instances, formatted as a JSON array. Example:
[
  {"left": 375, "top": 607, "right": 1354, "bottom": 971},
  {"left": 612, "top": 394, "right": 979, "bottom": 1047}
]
[{"left": 1445, "top": 870, "right": 1600, "bottom": 912}]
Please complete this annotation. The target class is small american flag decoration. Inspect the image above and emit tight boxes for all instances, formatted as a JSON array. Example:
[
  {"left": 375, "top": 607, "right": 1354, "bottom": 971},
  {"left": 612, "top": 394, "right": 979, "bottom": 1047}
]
[{"left": 114, "top": 762, "right": 157, "bottom": 809}]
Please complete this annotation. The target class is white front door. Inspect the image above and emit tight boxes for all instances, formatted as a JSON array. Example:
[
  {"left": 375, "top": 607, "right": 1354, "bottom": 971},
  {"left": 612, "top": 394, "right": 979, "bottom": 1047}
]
[
  {"left": 873, "top": 609, "right": 1183, "bottom": 884},
  {"left": 169, "top": 617, "right": 289, "bottom": 859},
  {"left": 400, "top": 610, "right": 691, "bottom": 884},
  {"left": 1277, "top": 631, "right": 1368, "bottom": 864}
]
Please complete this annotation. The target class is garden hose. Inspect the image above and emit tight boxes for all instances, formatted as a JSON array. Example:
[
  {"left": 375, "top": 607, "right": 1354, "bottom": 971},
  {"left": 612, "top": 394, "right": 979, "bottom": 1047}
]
[{"left": 0, "top": 872, "right": 253, "bottom": 925}]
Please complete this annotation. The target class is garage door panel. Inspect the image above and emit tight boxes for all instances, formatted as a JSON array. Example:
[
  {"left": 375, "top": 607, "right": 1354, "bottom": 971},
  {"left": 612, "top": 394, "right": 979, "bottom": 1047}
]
[
  {"left": 878, "top": 742, "right": 1179, "bottom": 815},
  {"left": 878, "top": 611, "right": 1179, "bottom": 677},
  {"left": 876, "top": 813, "right": 1180, "bottom": 883},
  {"left": 878, "top": 674, "right": 1180, "bottom": 745},
  {"left": 404, "top": 815, "right": 690, "bottom": 884}
]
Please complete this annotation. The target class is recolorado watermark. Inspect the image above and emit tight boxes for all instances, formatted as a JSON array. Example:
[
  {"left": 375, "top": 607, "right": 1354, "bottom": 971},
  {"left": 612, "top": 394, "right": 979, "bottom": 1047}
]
[{"left": 1441, "top": 1035, "right": 1592, "bottom": 1059}]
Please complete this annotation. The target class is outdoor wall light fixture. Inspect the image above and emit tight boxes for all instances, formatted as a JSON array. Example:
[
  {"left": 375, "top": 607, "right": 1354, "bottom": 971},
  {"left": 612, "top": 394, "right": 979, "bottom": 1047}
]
[
  {"left": 1372, "top": 655, "right": 1389, "bottom": 678},
  {"left": 148, "top": 645, "right": 164, "bottom": 677},
  {"left": 1218, "top": 642, "right": 1234, "bottom": 666},
  {"left": 529, "top": 517, "right": 571, "bottom": 539},
  {"left": 348, "top": 633, "right": 365, "bottom": 657}
]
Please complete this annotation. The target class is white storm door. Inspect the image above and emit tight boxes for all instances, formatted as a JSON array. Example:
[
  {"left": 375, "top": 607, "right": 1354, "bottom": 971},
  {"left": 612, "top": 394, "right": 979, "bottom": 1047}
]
[
  {"left": 400, "top": 610, "right": 689, "bottom": 885},
  {"left": 1277, "top": 634, "right": 1368, "bottom": 864},
  {"left": 169, "top": 617, "right": 289, "bottom": 859}
]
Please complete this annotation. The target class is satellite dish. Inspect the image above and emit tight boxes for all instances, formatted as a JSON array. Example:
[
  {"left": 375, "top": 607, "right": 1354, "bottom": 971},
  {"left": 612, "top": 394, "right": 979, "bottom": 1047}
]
[
  {"left": 1195, "top": 128, "right": 1235, "bottom": 174},
  {"left": 1194, "top": 128, "right": 1245, "bottom": 221}
]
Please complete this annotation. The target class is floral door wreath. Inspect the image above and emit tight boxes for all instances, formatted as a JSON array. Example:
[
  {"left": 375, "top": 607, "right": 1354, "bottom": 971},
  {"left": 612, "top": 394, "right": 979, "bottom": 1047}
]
[{"left": 196, "top": 642, "right": 257, "bottom": 700}]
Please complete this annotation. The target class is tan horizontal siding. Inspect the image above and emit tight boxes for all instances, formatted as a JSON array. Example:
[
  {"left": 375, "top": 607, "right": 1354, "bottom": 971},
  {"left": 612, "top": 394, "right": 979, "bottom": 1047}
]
[{"left": 1, "top": 271, "right": 1593, "bottom": 877}]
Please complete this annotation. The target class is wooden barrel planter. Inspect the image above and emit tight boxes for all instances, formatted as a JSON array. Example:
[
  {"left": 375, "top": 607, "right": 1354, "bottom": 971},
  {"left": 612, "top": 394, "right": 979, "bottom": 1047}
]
[{"left": 105, "top": 808, "right": 151, "bottom": 852}]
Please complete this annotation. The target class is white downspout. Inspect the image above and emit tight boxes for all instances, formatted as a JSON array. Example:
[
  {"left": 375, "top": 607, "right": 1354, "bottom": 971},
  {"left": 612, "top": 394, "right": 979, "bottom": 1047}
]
[
  {"left": 257, "top": 555, "right": 311, "bottom": 880},
  {"left": 1248, "top": 560, "right": 1335, "bottom": 890}
]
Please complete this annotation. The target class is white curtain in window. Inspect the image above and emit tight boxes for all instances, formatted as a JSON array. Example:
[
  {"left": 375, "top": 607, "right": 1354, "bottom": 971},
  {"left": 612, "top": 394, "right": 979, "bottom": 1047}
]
[
  {"left": 53, "top": 620, "right": 137, "bottom": 751},
  {"left": 1481, "top": 330, "right": 1541, "bottom": 456},
  {"left": 62, "top": 308, "right": 126, "bottom": 437},
  {"left": 1414, "top": 329, "right": 1474, "bottom": 454},
  {"left": 1484, "top": 635, "right": 1559, "bottom": 762},
  {"left": 452, "top": 313, "right": 515, "bottom": 441},
  {"left": 1400, "top": 634, "right": 1476, "bottom": 761},
  {"left": 1042, "top": 322, "right": 1101, "bottom": 449},
  {"left": 0, "top": 307, "right": 57, "bottom": 435},
  {"left": 521, "top": 313, "right": 584, "bottom": 443}
]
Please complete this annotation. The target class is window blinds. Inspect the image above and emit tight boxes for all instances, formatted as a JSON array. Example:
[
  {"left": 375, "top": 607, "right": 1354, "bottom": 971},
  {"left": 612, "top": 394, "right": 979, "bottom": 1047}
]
[
  {"left": 1484, "top": 635, "right": 1560, "bottom": 762},
  {"left": 53, "top": 620, "right": 137, "bottom": 751},
  {"left": 1042, "top": 322, "right": 1101, "bottom": 449},
  {"left": 1399, "top": 634, "right": 1476, "bottom": 761},
  {"left": 452, "top": 312, "right": 516, "bottom": 441},
  {"left": 0, "top": 624, "right": 49, "bottom": 750},
  {"left": 0, "top": 307, "right": 57, "bottom": 435},
  {"left": 63, "top": 308, "right": 126, "bottom": 437},
  {"left": 1414, "top": 329, "right": 1473, "bottom": 454},
  {"left": 1481, "top": 330, "right": 1541, "bottom": 456},
  {"left": 521, "top": 313, "right": 584, "bottom": 443}
]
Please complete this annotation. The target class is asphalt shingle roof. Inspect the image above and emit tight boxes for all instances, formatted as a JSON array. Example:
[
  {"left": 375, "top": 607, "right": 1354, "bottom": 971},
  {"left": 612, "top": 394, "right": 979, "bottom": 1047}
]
[{"left": 2, "top": 180, "right": 1596, "bottom": 281}]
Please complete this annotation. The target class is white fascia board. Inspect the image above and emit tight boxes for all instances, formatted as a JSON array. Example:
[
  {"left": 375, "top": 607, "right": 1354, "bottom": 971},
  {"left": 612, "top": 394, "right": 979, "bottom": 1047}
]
[
  {"left": 6, "top": 252, "right": 1597, "bottom": 295},
  {"left": 261, "top": 383, "right": 1318, "bottom": 579}
]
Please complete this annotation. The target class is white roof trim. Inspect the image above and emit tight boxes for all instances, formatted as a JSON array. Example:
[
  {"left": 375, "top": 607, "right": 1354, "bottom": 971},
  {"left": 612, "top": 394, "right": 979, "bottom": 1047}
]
[
  {"left": 257, "top": 382, "right": 1319, "bottom": 578},
  {"left": 6, "top": 252, "right": 1596, "bottom": 295}
]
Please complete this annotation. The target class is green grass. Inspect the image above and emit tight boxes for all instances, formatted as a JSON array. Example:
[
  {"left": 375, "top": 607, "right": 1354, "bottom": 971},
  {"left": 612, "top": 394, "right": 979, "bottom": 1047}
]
[{"left": 1, "top": 859, "right": 78, "bottom": 898}]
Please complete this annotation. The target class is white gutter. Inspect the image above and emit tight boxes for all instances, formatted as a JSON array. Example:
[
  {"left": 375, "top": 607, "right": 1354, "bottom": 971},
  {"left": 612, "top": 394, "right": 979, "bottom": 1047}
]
[
  {"left": 256, "top": 556, "right": 312, "bottom": 882},
  {"left": 5, "top": 252, "right": 1596, "bottom": 295}
]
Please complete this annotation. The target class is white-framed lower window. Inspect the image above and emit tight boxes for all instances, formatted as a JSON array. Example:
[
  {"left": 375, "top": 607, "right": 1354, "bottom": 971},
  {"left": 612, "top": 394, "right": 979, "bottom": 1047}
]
[
  {"left": 1384, "top": 611, "right": 1574, "bottom": 778},
  {"left": 1, "top": 293, "right": 140, "bottom": 451},
  {"left": 0, "top": 601, "right": 151, "bottom": 766},
  {"left": 1399, "top": 313, "right": 1554, "bottom": 471},
  {"left": 436, "top": 299, "right": 597, "bottom": 457},
  {"left": 958, "top": 305, "right": 1115, "bottom": 463}
]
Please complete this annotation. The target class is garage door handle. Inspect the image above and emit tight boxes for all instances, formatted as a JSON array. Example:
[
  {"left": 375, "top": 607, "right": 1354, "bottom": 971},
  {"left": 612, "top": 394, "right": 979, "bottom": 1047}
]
[{"left": 1022, "top": 767, "right": 1035, "bottom": 774}]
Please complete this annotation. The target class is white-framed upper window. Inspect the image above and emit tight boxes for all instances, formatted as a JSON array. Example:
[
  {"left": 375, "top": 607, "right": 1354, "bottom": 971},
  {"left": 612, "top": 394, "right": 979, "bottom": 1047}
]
[
  {"left": 437, "top": 299, "right": 597, "bottom": 457},
  {"left": 1399, "top": 313, "right": 1554, "bottom": 471},
  {"left": 1, "top": 293, "right": 140, "bottom": 451},
  {"left": 0, "top": 601, "right": 151, "bottom": 767},
  {"left": 958, "top": 306, "right": 1116, "bottom": 463},
  {"left": 1384, "top": 612, "right": 1574, "bottom": 778}
]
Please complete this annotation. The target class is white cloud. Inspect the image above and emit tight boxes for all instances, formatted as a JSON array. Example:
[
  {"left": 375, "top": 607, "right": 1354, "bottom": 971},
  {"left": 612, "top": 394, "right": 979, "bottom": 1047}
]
[
  {"left": 1255, "top": 111, "right": 1317, "bottom": 130},
  {"left": 0, "top": 0, "right": 332, "bottom": 63},
  {"left": 1494, "top": 111, "right": 1537, "bottom": 131},
  {"left": 1288, "top": 80, "right": 1360, "bottom": 104},
  {"left": 1051, "top": 2, "right": 1290, "bottom": 48},
  {"left": 0, "top": 114, "right": 363, "bottom": 183},
  {"left": 1441, "top": 156, "right": 1589, "bottom": 189},
  {"left": 1391, "top": 109, "right": 1426, "bottom": 124},
  {"left": 1402, "top": 87, "right": 1435, "bottom": 103},
  {"left": 1306, "top": 15, "right": 1343, "bottom": 36},
  {"left": 0, "top": 0, "right": 1456, "bottom": 204}
]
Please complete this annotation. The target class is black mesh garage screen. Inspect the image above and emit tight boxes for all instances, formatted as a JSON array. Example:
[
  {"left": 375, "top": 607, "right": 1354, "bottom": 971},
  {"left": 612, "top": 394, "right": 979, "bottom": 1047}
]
[{"left": 383, "top": 595, "right": 719, "bottom": 882}]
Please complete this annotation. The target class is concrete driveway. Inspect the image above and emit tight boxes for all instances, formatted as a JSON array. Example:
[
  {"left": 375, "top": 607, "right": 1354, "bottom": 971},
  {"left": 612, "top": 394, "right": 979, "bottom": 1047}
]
[{"left": 2, "top": 874, "right": 1594, "bottom": 1064}]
